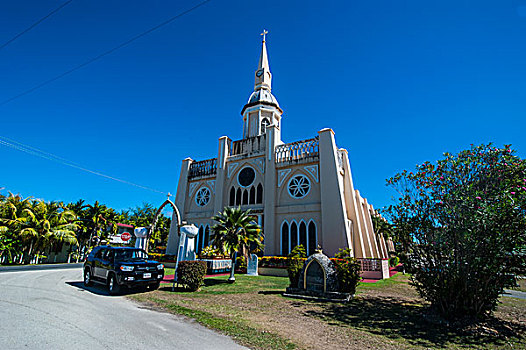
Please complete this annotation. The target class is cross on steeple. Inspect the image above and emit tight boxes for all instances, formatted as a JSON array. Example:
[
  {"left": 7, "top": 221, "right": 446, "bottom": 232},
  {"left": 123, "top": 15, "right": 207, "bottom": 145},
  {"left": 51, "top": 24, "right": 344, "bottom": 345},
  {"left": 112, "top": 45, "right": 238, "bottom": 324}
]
[{"left": 260, "top": 29, "right": 268, "bottom": 42}]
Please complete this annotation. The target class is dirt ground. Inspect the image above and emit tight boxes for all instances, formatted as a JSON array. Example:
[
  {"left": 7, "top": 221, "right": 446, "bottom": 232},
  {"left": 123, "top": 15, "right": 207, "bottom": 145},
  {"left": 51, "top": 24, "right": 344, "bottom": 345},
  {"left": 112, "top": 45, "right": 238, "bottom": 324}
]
[{"left": 135, "top": 273, "right": 526, "bottom": 350}]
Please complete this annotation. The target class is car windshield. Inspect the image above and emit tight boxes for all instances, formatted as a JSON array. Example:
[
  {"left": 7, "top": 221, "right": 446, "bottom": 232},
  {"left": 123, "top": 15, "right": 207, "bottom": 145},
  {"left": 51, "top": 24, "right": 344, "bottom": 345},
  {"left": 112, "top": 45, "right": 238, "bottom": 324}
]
[{"left": 115, "top": 249, "right": 148, "bottom": 261}]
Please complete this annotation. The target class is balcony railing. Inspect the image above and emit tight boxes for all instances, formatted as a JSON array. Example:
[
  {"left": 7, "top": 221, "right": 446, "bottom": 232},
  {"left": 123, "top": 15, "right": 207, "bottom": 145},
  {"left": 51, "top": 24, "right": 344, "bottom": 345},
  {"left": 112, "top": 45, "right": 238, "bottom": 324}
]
[
  {"left": 275, "top": 137, "right": 319, "bottom": 164},
  {"left": 188, "top": 158, "right": 217, "bottom": 179},
  {"left": 230, "top": 134, "right": 266, "bottom": 156},
  {"left": 358, "top": 258, "right": 383, "bottom": 272}
]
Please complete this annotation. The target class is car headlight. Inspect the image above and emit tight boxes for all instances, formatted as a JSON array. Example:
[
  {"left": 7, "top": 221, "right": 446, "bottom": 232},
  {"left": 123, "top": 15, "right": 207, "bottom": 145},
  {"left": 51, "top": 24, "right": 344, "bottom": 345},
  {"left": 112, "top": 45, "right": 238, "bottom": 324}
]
[
  {"left": 120, "top": 265, "right": 134, "bottom": 272},
  {"left": 157, "top": 264, "right": 164, "bottom": 270}
]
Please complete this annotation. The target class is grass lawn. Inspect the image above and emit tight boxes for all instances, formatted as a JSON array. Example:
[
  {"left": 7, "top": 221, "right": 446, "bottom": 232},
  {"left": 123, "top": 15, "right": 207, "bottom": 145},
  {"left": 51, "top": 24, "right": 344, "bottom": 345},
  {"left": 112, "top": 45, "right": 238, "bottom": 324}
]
[{"left": 129, "top": 272, "right": 526, "bottom": 350}]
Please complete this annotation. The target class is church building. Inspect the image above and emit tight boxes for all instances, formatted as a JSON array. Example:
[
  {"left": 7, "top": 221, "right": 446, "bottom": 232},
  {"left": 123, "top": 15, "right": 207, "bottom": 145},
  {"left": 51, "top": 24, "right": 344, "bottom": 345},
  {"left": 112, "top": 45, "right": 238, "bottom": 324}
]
[{"left": 166, "top": 33, "right": 391, "bottom": 259}]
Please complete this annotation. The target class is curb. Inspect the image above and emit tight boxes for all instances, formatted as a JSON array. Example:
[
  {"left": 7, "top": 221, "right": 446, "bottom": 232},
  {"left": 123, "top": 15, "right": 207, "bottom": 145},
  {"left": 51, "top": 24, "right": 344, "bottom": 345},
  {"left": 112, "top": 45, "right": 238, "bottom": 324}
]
[{"left": 0, "top": 263, "right": 83, "bottom": 273}]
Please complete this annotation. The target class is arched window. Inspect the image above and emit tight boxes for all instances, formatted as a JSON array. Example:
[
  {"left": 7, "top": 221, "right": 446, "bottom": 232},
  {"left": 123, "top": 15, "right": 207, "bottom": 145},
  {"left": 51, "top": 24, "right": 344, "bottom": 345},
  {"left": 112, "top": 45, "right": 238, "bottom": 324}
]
[
  {"left": 236, "top": 188, "right": 241, "bottom": 206},
  {"left": 256, "top": 183, "right": 263, "bottom": 204},
  {"left": 308, "top": 221, "right": 317, "bottom": 255},
  {"left": 229, "top": 187, "right": 235, "bottom": 206},
  {"left": 198, "top": 226, "right": 204, "bottom": 254},
  {"left": 290, "top": 222, "right": 298, "bottom": 249},
  {"left": 204, "top": 226, "right": 210, "bottom": 248},
  {"left": 281, "top": 222, "right": 289, "bottom": 255},
  {"left": 299, "top": 221, "right": 307, "bottom": 249},
  {"left": 261, "top": 118, "right": 270, "bottom": 134},
  {"left": 249, "top": 186, "right": 255, "bottom": 204},
  {"left": 242, "top": 189, "right": 248, "bottom": 205}
]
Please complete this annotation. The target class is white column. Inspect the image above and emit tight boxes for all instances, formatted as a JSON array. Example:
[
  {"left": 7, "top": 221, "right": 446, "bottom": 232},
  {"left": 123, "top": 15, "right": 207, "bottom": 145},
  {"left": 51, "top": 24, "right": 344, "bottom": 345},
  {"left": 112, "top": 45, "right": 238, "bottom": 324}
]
[
  {"left": 318, "top": 128, "right": 351, "bottom": 257},
  {"left": 166, "top": 158, "right": 192, "bottom": 255},
  {"left": 263, "top": 123, "right": 278, "bottom": 255}
]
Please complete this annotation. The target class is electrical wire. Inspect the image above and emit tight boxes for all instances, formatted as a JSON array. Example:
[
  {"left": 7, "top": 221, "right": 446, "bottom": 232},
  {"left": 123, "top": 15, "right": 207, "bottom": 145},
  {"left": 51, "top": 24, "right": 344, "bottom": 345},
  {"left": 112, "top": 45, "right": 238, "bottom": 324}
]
[
  {"left": 0, "top": 0, "right": 74, "bottom": 51},
  {"left": 0, "top": 136, "right": 168, "bottom": 195},
  {"left": 0, "top": 0, "right": 211, "bottom": 107}
]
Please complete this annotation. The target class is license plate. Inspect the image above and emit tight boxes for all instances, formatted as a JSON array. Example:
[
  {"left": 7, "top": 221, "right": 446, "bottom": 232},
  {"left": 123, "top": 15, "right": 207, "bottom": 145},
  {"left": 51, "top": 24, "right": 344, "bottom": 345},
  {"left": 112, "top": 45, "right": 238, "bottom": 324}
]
[{"left": 143, "top": 273, "right": 151, "bottom": 279}]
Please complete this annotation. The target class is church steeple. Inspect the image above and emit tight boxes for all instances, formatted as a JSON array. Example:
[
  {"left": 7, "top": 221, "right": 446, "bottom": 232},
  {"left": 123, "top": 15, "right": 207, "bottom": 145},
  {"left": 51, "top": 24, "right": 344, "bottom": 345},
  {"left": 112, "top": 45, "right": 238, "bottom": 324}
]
[
  {"left": 255, "top": 30, "right": 272, "bottom": 91},
  {"left": 241, "top": 30, "right": 283, "bottom": 140}
]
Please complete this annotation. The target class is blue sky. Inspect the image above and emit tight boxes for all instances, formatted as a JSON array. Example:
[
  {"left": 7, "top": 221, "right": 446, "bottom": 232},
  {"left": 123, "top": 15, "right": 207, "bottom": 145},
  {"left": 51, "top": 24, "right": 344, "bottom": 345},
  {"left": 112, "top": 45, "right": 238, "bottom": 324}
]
[{"left": 1, "top": 0, "right": 526, "bottom": 212}]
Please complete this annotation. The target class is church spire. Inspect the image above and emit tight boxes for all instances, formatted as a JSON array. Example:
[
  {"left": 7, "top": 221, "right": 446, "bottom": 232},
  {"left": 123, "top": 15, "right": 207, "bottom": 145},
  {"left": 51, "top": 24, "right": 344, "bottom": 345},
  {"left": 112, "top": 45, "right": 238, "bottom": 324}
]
[
  {"left": 255, "top": 29, "right": 272, "bottom": 91},
  {"left": 241, "top": 30, "right": 283, "bottom": 139}
]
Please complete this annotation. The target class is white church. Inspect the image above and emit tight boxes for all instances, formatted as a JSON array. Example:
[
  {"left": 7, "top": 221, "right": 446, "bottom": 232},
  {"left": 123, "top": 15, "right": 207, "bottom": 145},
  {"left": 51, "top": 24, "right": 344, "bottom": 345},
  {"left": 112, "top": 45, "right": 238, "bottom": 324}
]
[{"left": 166, "top": 33, "right": 392, "bottom": 259}]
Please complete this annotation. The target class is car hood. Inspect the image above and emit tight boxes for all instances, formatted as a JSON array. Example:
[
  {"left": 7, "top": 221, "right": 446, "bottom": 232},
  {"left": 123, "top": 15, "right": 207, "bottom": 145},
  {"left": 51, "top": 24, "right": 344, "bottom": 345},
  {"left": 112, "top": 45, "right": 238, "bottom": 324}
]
[{"left": 117, "top": 259, "right": 160, "bottom": 266}]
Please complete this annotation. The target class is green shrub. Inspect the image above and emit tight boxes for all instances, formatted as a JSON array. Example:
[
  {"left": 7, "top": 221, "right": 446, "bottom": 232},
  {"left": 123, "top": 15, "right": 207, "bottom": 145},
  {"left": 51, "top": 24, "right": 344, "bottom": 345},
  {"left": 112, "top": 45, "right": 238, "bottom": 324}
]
[
  {"left": 389, "top": 256, "right": 400, "bottom": 267},
  {"left": 333, "top": 248, "right": 361, "bottom": 295},
  {"left": 177, "top": 260, "right": 207, "bottom": 291},
  {"left": 287, "top": 245, "right": 306, "bottom": 288},
  {"left": 236, "top": 255, "right": 247, "bottom": 270}
]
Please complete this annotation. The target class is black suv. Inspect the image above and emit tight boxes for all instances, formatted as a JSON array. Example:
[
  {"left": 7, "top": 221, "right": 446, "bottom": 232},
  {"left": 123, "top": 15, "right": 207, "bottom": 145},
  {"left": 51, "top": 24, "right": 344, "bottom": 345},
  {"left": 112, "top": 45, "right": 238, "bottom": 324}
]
[{"left": 83, "top": 246, "right": 165, "bottom": 295}]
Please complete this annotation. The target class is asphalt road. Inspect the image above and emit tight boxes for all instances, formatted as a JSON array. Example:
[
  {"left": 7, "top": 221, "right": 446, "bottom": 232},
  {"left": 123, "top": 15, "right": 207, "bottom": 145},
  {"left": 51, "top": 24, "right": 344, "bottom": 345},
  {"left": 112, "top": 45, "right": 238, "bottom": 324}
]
[
  {"left": 0, "top": 267, "right": 246, "bottom": 350},
  {"left": 504, "top": 289, "right": 526, "bottom": 300}
]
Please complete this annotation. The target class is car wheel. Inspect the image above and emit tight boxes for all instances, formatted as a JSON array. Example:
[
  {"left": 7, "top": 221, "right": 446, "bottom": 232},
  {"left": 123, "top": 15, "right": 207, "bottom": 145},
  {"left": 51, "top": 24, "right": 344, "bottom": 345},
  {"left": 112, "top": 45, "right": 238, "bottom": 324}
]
[
  {"left": 84, "top": 269, "right": 92, "bottom": 287},
  {"left": 107, "top": 274, "right": 121, "bottom": 295}
]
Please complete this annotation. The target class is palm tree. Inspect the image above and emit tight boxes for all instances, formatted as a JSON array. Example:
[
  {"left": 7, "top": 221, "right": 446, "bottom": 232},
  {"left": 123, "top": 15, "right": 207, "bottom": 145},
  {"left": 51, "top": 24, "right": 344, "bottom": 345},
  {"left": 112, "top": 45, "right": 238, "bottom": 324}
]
[
  {"left": 23, "top": 201, "right": 78, "bottom": 263},
  {"left": 0, "top": 193, "right": 35, "bottom": 263},
  {"left": 83, "top": 201, "right": 116, "bottom": 247},
  {"left": 371, "top": 214, "right": 393, "bottom": 239},
  {"left": 212, "top": 207, "right": 263, "bottom": 283}
]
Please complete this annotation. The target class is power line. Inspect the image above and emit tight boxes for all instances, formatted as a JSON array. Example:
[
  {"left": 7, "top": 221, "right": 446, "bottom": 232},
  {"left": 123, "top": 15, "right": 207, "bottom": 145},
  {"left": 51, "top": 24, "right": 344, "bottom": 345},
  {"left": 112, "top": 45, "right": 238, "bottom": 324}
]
[
  {"left": 0, "top": 0, "right": 74, "bottom": 51},
  {"left": 0, "top": 136, "right": 168, "bottom": 196},
  {"left": 0, "top": 0, "right": 211, "bottom": 107}
]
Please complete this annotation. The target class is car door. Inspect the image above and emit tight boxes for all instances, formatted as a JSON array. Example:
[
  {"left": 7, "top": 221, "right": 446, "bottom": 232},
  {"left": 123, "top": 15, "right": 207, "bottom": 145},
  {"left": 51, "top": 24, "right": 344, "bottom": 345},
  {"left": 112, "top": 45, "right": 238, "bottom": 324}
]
[
  {"left": 93, "top": 248, "right": 106, "bottom": 279},
  {"left": 101, "top": 249, "right": 114, "bottom": 280}
]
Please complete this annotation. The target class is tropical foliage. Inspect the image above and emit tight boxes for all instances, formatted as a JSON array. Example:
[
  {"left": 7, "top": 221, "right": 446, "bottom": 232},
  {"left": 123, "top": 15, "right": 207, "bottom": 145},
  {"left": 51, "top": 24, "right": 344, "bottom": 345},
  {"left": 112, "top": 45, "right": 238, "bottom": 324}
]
[
  {"left": 386, "top": 143, "right": 526, "bottom": 319},
  {"left": 0, "top": 194, "right": 78, "bottom": 264},
  {"left": 0, "top": 192, "right": 171, "bottom": 265},
  {"left": 211, "top": 206, "right": 263, "bottom": 282},
  {"left": 333, "top": 248, "right": 361, "bottom": 295},
  {"left": 286, "top": 244, "right": 306, "bottom": 288},
  {"left": 117, "top": 202, "right": 171, "bottom": 250}
]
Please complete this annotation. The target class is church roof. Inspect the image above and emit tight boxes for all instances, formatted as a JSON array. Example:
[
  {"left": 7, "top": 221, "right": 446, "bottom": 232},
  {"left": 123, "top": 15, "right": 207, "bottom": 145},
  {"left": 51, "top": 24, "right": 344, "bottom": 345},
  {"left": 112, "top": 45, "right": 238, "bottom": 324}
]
[
  {"left": 242, "top": 89, "right": 283, "bottom": 114},
  {"left": 247, "top": 89, "right": 280, "bottom": 106}
]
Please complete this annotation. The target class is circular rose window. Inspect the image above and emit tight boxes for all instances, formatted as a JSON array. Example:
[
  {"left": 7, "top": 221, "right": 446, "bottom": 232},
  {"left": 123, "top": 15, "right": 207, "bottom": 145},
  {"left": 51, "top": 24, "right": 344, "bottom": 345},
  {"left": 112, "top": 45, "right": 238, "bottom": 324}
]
[
  {"left": 195, "top": 187, "right": 211, "bottom": 206},
  {"left": 238, "top": 167, "right": 255, "bottom": 187},
  {"left": 288, "top": 175, "right": 310, "bottom": 199}
]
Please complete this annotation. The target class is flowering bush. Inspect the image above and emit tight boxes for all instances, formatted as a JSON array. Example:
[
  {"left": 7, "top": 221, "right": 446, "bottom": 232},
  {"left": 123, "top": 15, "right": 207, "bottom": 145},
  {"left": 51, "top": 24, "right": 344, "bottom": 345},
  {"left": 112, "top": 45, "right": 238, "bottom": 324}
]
[
  {"left": 332, "top": 248, "right": 361, "bottom": 294},
  {"left": 148, "top": 253, "right": 176, "bottom": 262},
  {"left": 387, "top": 143, "right": 526, "bottom": 319},
  {"left": 199, "top": 245, "right": 226, "bottom": 259},
  {"left": 258, "top": 256, "right": 292, "bottom": 268}
]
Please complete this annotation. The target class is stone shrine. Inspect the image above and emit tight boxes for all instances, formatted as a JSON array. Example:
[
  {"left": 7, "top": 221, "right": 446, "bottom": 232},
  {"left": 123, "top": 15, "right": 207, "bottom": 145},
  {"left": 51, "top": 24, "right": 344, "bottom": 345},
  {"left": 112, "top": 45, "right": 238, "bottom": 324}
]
[{"left": 285, "top": 248, "right": 350, "bottom": 302}]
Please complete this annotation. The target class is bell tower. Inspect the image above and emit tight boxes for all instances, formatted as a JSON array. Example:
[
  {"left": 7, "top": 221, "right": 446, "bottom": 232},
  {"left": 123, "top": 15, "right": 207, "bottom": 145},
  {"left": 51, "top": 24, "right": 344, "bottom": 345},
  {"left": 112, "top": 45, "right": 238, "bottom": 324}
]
[{"left": 241, "top": 30, "right": 283, "bottom": 140}]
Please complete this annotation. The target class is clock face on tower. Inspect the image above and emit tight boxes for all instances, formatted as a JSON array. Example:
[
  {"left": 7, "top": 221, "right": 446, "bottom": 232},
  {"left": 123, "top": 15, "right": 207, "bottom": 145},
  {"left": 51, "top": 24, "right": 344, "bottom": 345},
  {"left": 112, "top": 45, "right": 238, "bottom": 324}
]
[{"left": 256, "top": 69, "right": 264, "bottom": 77}]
